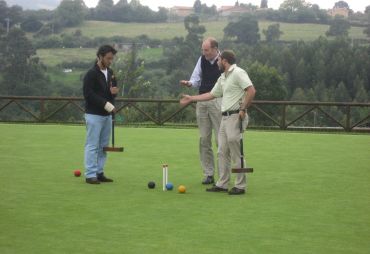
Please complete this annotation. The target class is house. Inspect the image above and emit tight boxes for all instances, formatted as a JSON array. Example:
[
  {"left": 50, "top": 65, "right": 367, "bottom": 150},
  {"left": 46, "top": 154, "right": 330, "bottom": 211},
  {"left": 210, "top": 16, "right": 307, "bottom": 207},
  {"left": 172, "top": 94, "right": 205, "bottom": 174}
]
[
  {"left": 218, "top": 5, "right": 251, "bottom": 17},
  {"left": 328, "top": 7, "right": 349, "bottom": 18},
  {"left": 169, "top": 6, "right": 194, "bottom": 17}
]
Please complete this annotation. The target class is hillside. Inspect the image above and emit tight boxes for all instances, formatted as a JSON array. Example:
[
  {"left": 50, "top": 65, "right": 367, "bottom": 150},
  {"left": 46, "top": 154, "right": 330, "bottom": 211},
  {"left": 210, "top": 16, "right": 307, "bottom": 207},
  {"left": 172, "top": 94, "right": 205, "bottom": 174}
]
[
  {"left": 6, "top": 0, "right": 59, "bottom": 10},
  {"left": 63, "top": 20, "right": 368, "bottom": 41}
]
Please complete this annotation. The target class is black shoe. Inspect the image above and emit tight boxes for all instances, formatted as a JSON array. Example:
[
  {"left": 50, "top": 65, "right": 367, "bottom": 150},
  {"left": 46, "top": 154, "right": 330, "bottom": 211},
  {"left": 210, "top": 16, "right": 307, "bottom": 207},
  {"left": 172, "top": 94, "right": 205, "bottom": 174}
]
[
  {"left": 206, "top": 186, "right": 228, "bottom": 192},
  {"left": 97, "top": 173, "right": 113, "bottom": 183},
  {"left": 86, "top": 177, "right": 100, "bottom": 184},
  {"left": 228, "top": 187, "right": 245, "bottom": 195},
  {"left": 202, "top": 175, "right": 214, "bottom": 185}
]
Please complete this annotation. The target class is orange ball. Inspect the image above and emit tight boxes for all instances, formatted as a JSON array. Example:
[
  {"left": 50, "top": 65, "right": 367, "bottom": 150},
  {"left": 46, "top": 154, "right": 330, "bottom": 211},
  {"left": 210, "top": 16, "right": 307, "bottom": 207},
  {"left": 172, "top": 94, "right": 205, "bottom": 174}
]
[{"left": 178, "top": 185, "right": 186, "bottom": 193}]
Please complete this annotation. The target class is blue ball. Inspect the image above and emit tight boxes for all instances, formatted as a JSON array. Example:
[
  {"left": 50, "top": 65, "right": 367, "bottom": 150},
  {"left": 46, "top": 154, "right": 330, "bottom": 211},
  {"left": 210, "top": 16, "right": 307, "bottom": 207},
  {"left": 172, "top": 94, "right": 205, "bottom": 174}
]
[{"left": 166, "top": 182, "right": 174, "bottom": 190}]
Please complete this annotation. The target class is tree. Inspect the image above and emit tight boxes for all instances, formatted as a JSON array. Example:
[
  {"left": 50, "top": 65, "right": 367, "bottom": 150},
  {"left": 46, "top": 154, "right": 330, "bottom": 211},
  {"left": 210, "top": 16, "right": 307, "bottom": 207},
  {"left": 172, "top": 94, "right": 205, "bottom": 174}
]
[
  {"left": 91, "top": 0, "right": 167, "bottom": 23},
  {"left": 224, "top": 15, "right": 260, "bottom": 45},
  {"left": 0, "top": 28, "right": 50, "bottom": 95},
  {"left": 311, "top": 5, "right": 329, "bottom": 23},
  {"left": 22, "top": 9, "right": 54, "bottom": 22},
  {"left": 94, "top": 0, "right": 114, "bottom": 19},
  {"left": 97, "top": 0, "right": 114, "bottom": 8},
  {"left": 20, "top": 16, "right": 43, "bottom": 32},
  {"left": 200, "top": 4, "right": 217, "bottom": 15},
  {"left": 55, "top": 0, "right": 87, "bottom": 27},
  {"left": 0, "top": 1, "right": 6, "bottom": 19},
  {"left": 193, "top": 0, "right": 202, "bottom": 14},
  {"left": 278, "top": 0, "right": 322, "bottom": 23},
  {"left": 263, "top": 23, "right": 283, "bottom": 42},
  {"left": 313, "top": 81, "right": 329, "bottom": 101},
  {"left": 366, "top": 5, "right": 370, "bottom": 13},
  {"left": 280, "top": 0, "right": 309, "bottom": 12},
  {"left": 162, "top": 16, "right": 206, "bottom": 96},
  {"left": 260, "top": 0, "right": 268, "bottom": 9},
  {"left": 184, "top": 14, "right": 206, "bottom": 48},
  {"left": 129, "top": 0, "right": 141, "bottom": 8},
  {"left": 326, "top": 16, "right": 350, "bottom": 37},
  {"left": 291, "top": 87, "right": 306, "bottom": 100},
  {"left": 115, "top": 0, "right": 128, "bottom": 7},
  {"left": 295, "top": 58, "right": 310, "bottom": 89},
  {"left": 353, "top": 76, "right": 368, "bottom": 102},
  {"left": 246, "top": 61, "right": 286, "bottom": 100},
  {"left": 0, "top": 1, "right": 23, "bottom": 28},
  {"left": 364, "top": 6, "right": 370, "bottom": 38},
  {"left": 334, "top": 1, "right": 349, "bottom": 9},
  {"left": 114, "top": 44, "right": 150, "bottom": 97},
  {"left": 334, "top": 82, "right": 351, "bottom": 101}
]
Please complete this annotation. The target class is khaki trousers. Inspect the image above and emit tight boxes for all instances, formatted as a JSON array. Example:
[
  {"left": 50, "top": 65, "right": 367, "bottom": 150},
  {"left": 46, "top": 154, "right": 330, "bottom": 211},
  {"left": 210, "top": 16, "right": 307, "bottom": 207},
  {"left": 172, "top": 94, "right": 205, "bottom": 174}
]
[
  {"left": 216, "top": 113, "right": 249, "bottom": 190},
  {"left": 196, "top": 98, "right": 222, "bottom": 177}
]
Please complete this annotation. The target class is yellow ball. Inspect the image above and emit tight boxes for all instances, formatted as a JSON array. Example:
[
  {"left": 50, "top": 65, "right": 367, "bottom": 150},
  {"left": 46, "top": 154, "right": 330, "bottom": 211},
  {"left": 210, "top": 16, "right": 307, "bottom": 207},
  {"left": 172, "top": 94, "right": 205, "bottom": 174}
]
[{"left": 178, "top": 185, "right": 186, "bottom": 193}]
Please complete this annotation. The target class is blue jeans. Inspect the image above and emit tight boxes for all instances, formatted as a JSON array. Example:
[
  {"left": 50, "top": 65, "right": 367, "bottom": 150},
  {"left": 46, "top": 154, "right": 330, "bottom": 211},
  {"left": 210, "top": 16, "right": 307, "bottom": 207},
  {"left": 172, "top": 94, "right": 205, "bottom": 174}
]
[{"left": 84, "top": 114, "right": 112, "bottom": 178}]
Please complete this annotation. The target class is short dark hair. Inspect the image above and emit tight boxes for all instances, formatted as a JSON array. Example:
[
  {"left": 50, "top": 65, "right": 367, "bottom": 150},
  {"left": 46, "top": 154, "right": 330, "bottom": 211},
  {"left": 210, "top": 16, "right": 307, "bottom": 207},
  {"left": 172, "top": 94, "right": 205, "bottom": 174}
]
[
  {"left": 97, "top": 45, "right": 117, "bottom": 58},
  {"left": 220, "top": 50, "right": 236, "bottom": 65}
]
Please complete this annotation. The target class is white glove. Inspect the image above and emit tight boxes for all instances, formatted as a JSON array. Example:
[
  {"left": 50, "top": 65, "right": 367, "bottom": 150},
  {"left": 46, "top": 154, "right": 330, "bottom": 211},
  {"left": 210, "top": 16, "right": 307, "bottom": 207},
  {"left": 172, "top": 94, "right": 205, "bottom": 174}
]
[{"left": 104, "top": 102, "right": 115, "bottom": 113}]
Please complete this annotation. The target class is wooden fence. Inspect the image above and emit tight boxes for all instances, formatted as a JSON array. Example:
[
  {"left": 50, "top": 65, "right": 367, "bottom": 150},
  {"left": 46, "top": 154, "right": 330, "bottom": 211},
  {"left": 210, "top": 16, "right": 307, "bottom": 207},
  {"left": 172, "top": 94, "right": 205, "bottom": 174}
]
[{"left": 0, "top": 96, "right": 369, "bottom": 132}]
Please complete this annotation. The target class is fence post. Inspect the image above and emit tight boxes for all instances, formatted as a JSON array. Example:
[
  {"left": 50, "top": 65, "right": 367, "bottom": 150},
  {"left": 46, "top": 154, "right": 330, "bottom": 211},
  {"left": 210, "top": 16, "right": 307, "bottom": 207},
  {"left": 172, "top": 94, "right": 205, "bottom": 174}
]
[
  {"left": 40, "top": 99, "right": 45, "bottom": 123},
  {"left": 157, "top": 101, "right": 162, "bottom": 125},
  {"left": 281, "top": 105, "right": 286, "bottom": 130},
  {"left": 345, "top": 105, "right": 351, "bottom": 132}
]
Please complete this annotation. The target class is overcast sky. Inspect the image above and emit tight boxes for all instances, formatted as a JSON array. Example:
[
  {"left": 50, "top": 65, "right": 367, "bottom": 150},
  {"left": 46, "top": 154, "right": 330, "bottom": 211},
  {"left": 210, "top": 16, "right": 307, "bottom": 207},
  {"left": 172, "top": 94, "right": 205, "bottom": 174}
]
[{"left": 84, "top": 0, "right": 369, "bottom": 13}]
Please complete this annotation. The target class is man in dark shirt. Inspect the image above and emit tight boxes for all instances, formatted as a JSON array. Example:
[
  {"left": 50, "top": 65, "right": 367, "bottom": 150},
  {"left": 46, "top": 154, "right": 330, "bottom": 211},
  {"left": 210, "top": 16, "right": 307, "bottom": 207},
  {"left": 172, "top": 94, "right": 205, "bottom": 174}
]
[
  {"left": 83, "top": 45, "right": 119, "bottom": 184},
  {"left": 180, "top": 37, "right": 222, "bottom": 185}
]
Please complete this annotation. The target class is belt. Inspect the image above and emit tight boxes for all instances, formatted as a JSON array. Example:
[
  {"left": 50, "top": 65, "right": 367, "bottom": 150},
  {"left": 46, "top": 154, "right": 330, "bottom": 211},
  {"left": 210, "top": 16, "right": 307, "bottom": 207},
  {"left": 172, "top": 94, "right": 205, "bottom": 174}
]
[{"left": 222, "top": 110, "right": 239, "bottom": 116}]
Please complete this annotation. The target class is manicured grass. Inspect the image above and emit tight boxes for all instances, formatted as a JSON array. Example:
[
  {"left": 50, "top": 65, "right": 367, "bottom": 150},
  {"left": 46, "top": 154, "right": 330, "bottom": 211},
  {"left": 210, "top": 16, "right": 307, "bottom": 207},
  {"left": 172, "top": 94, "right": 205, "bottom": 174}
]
[
  {"left": 63, "top": 20, "right": 368, "bottom": 41},
  {"left": 0, "top": 124, "right": 369, "bottom": 253}
]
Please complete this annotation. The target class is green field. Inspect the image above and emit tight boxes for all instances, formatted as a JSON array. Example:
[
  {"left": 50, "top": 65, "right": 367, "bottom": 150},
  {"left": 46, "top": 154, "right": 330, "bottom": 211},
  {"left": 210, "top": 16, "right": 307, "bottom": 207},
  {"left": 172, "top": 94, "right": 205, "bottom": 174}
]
[
  {"left": 37, "top": 47, "right": 163, "bottom": 86},
  {"left": 37, "top": 47, "right": 163, "bottom": 67},
  {"left": 0, "top": 124, "right": 369, "bottom": 253},
  {"left": 64, "top": 20, "right": 368, "bottom": 41}
]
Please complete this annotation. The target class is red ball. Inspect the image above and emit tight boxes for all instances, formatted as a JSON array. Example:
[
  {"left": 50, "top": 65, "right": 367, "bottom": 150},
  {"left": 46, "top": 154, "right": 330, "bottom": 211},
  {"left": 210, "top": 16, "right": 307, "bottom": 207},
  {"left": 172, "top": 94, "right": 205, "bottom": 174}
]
[{"left": 74, "top": 169, "right": 81, "bottom": 177}]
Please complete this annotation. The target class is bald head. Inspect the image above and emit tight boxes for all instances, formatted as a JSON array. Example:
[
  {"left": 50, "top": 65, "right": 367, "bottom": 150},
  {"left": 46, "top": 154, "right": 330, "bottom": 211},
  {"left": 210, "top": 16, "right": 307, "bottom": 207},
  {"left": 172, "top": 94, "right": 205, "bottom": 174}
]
[{"left": 202, "top": 37, "right": 219, "bottom": 61}]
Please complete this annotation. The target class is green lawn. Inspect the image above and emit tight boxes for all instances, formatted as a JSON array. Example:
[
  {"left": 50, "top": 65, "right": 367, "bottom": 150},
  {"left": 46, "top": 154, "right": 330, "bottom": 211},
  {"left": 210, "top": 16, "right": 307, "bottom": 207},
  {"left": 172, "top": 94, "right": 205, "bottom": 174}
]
[
  {"left": 63, "top": 20, "right": 368, "bottom": 41},
  {"left": 0, "top": 124, "right": 369, "bottom": 254}
]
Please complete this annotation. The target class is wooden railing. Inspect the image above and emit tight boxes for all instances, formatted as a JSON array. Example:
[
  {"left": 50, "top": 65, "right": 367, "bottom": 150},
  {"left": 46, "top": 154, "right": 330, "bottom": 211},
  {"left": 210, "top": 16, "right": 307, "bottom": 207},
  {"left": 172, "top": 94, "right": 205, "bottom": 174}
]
[{"left": 0, "top": 96, "right": 369, "bottom": 132}]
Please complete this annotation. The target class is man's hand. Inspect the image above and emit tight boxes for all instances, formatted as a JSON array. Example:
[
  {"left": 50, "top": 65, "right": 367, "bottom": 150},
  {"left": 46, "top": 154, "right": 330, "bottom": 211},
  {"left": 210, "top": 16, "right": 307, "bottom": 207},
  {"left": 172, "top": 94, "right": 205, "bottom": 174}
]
[
  {"left": 110, "top": 86, "right": 120, "bottom": 95},
  {"left": 180, "top": 80, "right": 192, "bottom": 87},
  {"left": 239, "top": 110, "right": 246, "bottom": 120},
  {"left": 179, "top": 94, "right": 193, "bottom": 106}
]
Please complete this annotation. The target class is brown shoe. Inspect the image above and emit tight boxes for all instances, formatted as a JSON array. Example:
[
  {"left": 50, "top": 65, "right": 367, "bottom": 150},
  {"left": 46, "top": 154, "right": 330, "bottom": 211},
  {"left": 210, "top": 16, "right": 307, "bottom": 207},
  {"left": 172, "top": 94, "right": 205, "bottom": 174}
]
[
  {"left": 97, "top": 173, "right": 113, "bottom": 183},
  {"left": 86, "top": 177, "right": 100, "bottom": 184}
]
